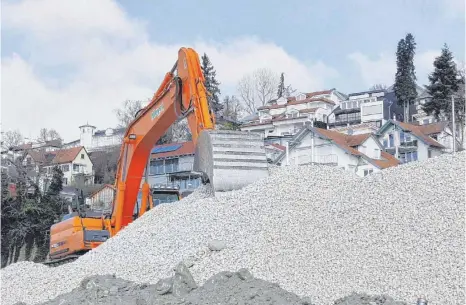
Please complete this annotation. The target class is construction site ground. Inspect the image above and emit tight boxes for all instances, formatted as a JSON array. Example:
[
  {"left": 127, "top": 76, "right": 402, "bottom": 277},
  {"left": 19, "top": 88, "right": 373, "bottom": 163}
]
[{"left": 3, "top": 152, "right": 465, "bottom": 305}]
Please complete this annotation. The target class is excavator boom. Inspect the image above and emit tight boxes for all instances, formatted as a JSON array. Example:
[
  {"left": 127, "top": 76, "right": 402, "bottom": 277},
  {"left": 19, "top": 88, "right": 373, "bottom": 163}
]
[{"left": 107, "top": 47, "right": 268, "bottom": 235}]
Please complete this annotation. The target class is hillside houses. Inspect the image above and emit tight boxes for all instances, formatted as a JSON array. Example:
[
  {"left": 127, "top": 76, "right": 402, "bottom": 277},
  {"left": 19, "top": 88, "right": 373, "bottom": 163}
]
[
  {"left": 274, "top": 123, "right": 400, "bottom": 177},
  {"left": 241, "top": 89, "right": 347, "bottom": 141},
  {"left": 22, "top": 146, "right": 94, "bottom": 192}
]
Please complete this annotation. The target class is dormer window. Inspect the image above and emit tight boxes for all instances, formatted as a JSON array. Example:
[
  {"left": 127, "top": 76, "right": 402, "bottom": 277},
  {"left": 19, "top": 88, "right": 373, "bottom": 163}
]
[{"left": 296, "top": 94, "right": 306, "bottom": 101}]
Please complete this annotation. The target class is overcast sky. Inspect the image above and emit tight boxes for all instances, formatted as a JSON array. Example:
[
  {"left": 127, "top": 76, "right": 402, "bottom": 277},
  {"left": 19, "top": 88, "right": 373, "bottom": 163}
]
[{"left": 1, "top": 0, "right": 465, "bottom": 142}]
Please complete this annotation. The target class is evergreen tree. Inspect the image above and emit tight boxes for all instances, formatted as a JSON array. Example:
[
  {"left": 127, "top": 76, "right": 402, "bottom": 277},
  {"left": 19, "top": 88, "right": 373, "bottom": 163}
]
[
  {"left": 423, "top": 44, "right": 462, "bottom": 119},
  {"left": 394, "top": 33, "right": 418, "bottom": 122},
  {"left": 201, "top": 53, "right": 222, "bottom": 117},
  {"left": 277, "top": 73, "right": 285, "bottom": 98},
  {"left": 47, "top": 166, "right": 63, "bottom": 197}
]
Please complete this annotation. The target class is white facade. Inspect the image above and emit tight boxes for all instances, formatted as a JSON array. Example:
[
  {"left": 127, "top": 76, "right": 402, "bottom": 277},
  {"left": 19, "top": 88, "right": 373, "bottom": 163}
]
[
  {"left": 23, "top": 147, "right": 94, "bottom": 192},
  {"left": 329, "top": 90, "right": 388, "bottom": 129},
  {"left": 376, "top": 121, "right": 444, "bottom": 163},
  {"left": 63, "top": 124, "right": 125, "bottom": 152},
  {"left": 276, "top": 127, "right": 398, "bottom": 177},
  {"left": 242, "top": 90, "right": 347, "bottom": 140}
]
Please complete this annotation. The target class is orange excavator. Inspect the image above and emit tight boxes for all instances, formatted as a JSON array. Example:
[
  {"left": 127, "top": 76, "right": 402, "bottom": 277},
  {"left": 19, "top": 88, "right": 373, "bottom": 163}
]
[{"left": 44, "top": 47, "right": 269, "bottom": 265}]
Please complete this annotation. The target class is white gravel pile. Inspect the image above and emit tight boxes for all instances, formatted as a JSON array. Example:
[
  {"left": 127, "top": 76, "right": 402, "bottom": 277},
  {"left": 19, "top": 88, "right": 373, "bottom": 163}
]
[{"left": 2, "top": 152, "right": 465, "bottom": 305}]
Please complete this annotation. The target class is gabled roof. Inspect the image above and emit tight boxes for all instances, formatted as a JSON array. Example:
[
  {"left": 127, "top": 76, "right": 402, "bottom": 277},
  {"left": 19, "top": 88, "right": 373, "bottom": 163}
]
[
  {"left": 150, "top": 141, "right": 194, "bottom": 159},
  {"left": 377, "top": 120, "right": 445, "bottom": 148},
  {"left": 274, "top": 125, "right": 400, "bottom": 170},
  {"left": 25, "top": 146, "right": 85, "bottom": 165},
  {"left": 416, "top": 121, "right": 448, "bottom": 135}
]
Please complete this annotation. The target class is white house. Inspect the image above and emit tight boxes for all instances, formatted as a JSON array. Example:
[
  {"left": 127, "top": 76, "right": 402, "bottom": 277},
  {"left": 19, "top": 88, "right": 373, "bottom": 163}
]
[
  {"left": 63, "top": 124, "right": 125, "bottom": 152},
  {"left": 375, "top": 120, "right": 445, "bottom": 163},
  {"left": 273, "top": 123, "right": 400, "bottom": 177},
  {"left": 23, "top": 146, "right": 94, "bottom": 192},
  {"left": 241, "top": 89, "right": 347, "bottom": 140}
]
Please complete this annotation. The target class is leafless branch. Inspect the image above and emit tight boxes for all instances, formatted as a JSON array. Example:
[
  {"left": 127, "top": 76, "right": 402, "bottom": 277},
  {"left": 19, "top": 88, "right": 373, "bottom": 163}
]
[{"left": 236, "top": 68, "right": 279, "bottom": 114}]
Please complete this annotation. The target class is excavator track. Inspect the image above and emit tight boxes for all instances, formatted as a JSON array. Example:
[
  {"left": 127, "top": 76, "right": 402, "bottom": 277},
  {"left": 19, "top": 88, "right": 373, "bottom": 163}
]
[
  {"left": 193, "top": 130, "right": 269, "bottom": 192},
  {"left": 42, "top": 254, "right": 82, "bottom": 267}
]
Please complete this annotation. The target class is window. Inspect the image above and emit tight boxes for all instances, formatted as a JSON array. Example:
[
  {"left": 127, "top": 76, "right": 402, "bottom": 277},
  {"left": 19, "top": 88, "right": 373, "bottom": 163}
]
[
  {"left": 26, "top": 157, "right": 32, "bottom": 165},
  {"left": 363, "top": 169, "right": 374, "bottom": 176},
  {"left": 413, "top": 151, "right": 418, "bottom": 161},
  {"left": 62, "top": 165, "right": 69, "bottom": 172},
  {"left": 399, "top": 131, "right": 405, "bottom": 143},
  {"left": 423, "top": 119, "right": 430, "bottom": 125},
  {"left": 376, "top": 121, "right": 381, "bottom": 127},
  {"left": 428, "top": 150, "right": 432, "bottom": 158},
  {"left": 73, "top": 164, "right": 80, "bottom": 171},
  {"left": 164, "top": 158, "right": 179, "bottom": 173},
  {"left": 383, "top": 139, "right": 388, "bottom": 148},
  {"left": 63, "top": 178, "right": 68, "bottom": 185},
  {"left": 342, "top": 103, "right": 347, "bottom": 110},
  {"left": 150, "top": 160, "right": 164, "bottom": 175},
  {"left": 406, "top": 152, "right": 412, "bottom": 162},
  {"left": 352, "top": 101, "right": 357, "bottom": 108},
  {"left": 81, "top": 154, "right": 84, "bottom": 159},
  {"left": 399, "top": 153, "right": 406, "bottom": 163},
  {"left": 389, "top": 134, "right": 394, "bottom": 147}
]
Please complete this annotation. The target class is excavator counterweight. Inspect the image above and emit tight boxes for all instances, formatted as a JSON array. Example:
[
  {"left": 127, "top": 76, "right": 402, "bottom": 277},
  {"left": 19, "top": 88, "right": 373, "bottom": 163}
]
[{"left": 193, "top": 130, "right": 269, "bottom": 192}]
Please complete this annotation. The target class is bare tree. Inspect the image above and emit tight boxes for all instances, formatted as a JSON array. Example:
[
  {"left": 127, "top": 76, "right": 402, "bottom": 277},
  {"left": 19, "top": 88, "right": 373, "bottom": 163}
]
[
  {"left": 38, "top": 128, "right": 62, "bottom": 143},
  {"left": 114, "top": 100, "right": 143, "bottom": 128},
  {"left": 237, "top": 68, "right": 280, "bottom": 114},
  {"left": 1, "top": 130, "right": 23, "bottom": 151},
  {"left": 284, "top": 84, "right": 298, "bottom": 98},
  {"left": 222, "top": 95, "right": 243, "bottom": 121},
  {"left": 369, "top": 84, "right": 388, "bottom": 90}
]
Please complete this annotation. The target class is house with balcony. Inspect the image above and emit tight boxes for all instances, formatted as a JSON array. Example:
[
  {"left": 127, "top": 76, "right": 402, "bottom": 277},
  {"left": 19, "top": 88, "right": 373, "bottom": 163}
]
[
  {"left": 147, "top": 141, "right": 202, "bottom": 195},
  {"left": 375, "top": 120, "right": 445, "bottom": 163},
  {"left": 241, "top": 89, "right": 347, "bottom": 145},
  {"left": 22, "top": 146, "right": 94, "bottom": 192},
  {"left": 273, "top": 122, "right": 400, "bottom": 177},
  {"left": 327, "top": 88, "right": 406, "bottom": 129}
]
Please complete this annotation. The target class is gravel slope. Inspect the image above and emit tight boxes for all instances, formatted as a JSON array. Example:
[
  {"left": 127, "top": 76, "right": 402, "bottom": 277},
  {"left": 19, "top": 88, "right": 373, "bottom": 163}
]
[{"left": 2, "top": 152, "right": 465, "bottom": 305}]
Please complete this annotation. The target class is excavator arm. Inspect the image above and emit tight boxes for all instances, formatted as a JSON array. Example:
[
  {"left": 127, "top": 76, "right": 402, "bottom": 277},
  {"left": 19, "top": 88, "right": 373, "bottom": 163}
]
[{"left": 106, "top": 47, "right": 268, "bottom": 236}]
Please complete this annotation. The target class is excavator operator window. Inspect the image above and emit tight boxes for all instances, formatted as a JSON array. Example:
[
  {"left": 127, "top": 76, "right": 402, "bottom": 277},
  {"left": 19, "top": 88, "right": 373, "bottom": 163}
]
[{"left": 151, "top": 192, "right": 179, "bottom": 206}]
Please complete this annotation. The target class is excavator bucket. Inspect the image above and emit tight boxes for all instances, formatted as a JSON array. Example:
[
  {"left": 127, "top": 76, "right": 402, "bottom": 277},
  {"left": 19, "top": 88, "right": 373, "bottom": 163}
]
[{"left": 193, "top": 130, "right": 269, "bottom": 192}]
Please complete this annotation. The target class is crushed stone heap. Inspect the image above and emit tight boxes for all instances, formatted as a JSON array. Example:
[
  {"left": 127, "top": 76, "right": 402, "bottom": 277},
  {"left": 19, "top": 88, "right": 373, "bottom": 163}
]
[{"left": 2, "top": 152, "right": 465, "bottom": 305}]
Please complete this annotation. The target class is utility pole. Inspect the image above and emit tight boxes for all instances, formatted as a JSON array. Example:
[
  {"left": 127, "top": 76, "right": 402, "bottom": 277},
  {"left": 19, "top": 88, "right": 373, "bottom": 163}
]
[{"left": 452, "top": 95, "right": 456, "bottom": 153}]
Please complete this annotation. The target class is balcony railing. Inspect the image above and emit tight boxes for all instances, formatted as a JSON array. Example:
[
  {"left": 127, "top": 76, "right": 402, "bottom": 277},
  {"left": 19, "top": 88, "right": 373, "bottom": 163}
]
[
  {"left": 294, "top": 154, "right": 338, "bottom": 166},
  {"left": 400, "top": 140, "right": 418, "bottom": 147}
]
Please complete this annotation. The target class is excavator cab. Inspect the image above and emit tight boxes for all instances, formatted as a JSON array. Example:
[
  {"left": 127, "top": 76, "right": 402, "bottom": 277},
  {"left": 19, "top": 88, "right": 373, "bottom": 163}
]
[{"left": 132, "top": 186, "right": 182, "bottom": 220}]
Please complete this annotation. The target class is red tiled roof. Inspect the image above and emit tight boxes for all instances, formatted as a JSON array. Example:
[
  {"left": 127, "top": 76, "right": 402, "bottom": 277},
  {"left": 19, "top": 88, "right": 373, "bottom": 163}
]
[
  {"left": 257, "top": 97, "right": 335, "bottom": 110},
  {"left": 313, "top": 128, "right": 399, "bottom": 170},
  {"left": 397, "top": 122, "right": 444, "bottom": 148},
  {"left": 371, "top": 151, "right": 401, "bottom": 169},
  {"left": 306, "top": 89, "right": 333, "bottom": 98},
  {"left": 151, "top": 141, "right": 195, "bottom": 159},
  {"left": 268, "top": 143, "right": 286, "bottom": 151},
  {"left": 52, "top": 147, "right": 83, "bottom": 164},
  {"left": 345, "top": 133, "right": 372, "bottom": 147},
  {"left": 26, "top": 147, "right": 84, "bottom": 164},
  {"left": 299, "top": 108, "right": 319, "bottom": 114},
  {"left": 416, "top": 121, "right": 448, "bottom": 135}
]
